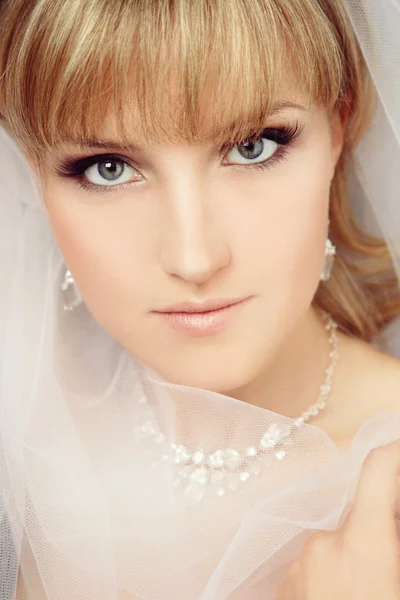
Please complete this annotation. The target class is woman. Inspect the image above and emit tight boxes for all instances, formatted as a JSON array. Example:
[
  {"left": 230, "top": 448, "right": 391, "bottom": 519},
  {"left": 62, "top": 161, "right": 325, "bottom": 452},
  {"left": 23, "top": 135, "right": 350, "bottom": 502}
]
[{"left": 0, "top": 0, "right": 400, "bottom": 598}]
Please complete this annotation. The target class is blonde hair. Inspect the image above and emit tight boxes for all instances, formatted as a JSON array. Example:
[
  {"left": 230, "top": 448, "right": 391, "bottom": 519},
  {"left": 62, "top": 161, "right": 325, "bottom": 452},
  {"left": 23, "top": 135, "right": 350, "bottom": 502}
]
[{"left": 0, "top": 0, "right": 398, "bottom": 341}]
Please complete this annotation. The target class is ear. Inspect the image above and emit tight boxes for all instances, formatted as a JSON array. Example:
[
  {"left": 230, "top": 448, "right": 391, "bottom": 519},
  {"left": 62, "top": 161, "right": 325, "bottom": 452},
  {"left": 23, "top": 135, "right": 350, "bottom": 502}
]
[
  {"left": 329, "top": 110, "right": 346, "bottom": 180},
  {"left": 27, "top": 155, "right": 39, "bottom": 172}
]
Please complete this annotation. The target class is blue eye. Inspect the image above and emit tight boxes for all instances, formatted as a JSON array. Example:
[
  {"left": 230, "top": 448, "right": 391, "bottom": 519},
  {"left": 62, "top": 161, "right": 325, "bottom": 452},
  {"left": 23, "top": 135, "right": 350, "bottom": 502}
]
[
  {"left": 55, "top": 154, "right": 143, "bottom": 190},
  {"left": 225, "top": 138, "right": 278, "bottom": 165},
  {"left": 55, "top": 122, "right": 303, "bottom": 192},
  {"left": 84, "top": 159, "right": 140, "bottom": 186},
  {"left": 223, "top": 122, "right": 303, "bottom": 169}
]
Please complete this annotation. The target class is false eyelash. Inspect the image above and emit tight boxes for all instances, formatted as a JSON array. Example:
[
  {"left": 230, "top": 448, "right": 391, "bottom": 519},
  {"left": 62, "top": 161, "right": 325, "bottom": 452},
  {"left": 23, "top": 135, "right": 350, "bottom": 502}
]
[
  {"left": 54, "top": 121, "right": 304, "bottom": 192},
  {"left": 233, "top": 120, "right": 303, "bottom": 148},
  {"left": 55, "top": 153, "right": 136, "bottom": 179},
  {"left": 221, "top": 121, "right": 303, "bottom": 173},
  {"left": 55, "top": 153, "right": 142, "bottom": 194}
]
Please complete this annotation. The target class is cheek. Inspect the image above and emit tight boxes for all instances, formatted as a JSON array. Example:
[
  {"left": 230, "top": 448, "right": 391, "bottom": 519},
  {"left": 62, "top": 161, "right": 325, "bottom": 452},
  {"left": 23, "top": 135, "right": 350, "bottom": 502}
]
[
  {"left": 41, "top": 140, "right": 332, "bottom": 368},
  {"left": 230, "top": 154, "right": 331, "bottom": 294},
  {"left": 42, "top": 185, "right": 156, "bottom": 323}
]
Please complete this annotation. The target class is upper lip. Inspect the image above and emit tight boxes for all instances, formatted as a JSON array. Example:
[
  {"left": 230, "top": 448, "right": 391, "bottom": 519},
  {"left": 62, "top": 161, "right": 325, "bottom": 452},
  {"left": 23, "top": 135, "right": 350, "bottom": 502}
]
[{"left": 155, "top": 298, "right": 248, "bottom": 314}]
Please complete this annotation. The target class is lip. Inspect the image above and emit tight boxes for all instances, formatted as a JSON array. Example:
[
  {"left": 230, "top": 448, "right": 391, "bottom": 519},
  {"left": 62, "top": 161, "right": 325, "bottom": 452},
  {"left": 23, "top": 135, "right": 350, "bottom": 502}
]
[
  {"left": 152, "top": 297, "right": 251, "bottom": 337},
  {"left": 158, "top": 298, "right": 247, "bottom": 314}
]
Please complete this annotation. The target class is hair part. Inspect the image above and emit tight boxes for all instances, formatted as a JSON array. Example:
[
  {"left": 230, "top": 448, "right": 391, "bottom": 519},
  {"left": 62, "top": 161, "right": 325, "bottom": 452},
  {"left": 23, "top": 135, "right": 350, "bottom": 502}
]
[{"left": 0, "top": 0, "right": 399, "bottom": 342}]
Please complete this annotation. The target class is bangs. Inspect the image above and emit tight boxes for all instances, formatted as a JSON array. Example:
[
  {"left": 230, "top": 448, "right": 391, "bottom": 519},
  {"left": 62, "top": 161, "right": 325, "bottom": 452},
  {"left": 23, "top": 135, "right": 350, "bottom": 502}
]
[{"left": 0, "top": 0, "right": 347, "bottom": 154}]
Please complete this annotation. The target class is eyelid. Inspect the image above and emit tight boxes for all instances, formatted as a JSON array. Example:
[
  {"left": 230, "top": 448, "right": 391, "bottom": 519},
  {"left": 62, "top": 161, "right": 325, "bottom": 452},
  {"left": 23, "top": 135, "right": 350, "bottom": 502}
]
[
  {"left": 53, "top": 122, "right": 304, "bottom": 192},
  {"left": 225, "top": 122, "right": 303, "bottom": 150},
  {"left": 221, "top": 121, "right": 303, "bottom": 165},
  {"left": 55, "top": 153, "right": 141, "bottom": 179}
]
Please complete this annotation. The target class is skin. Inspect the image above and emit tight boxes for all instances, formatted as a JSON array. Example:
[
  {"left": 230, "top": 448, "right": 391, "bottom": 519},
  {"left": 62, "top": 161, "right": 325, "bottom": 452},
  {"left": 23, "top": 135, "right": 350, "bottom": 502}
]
[
  {"left": 16, "top": 440, "right": 400, "bottom": 600},
  {"left": 277, "top": 441, "right": 400, "bottom": 600},
  {"left": 26, "top": 90, "right": 400, "bottom": 599},
  {"left": 34, "top": 97, "right": 344, "bottom": 406}
]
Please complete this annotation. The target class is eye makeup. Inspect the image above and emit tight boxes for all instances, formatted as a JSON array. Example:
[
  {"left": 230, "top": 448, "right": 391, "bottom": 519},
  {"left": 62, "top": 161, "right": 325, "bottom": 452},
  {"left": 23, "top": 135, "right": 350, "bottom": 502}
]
[{"left": 53, "top": 121, "right": 304, "bottom": 193}]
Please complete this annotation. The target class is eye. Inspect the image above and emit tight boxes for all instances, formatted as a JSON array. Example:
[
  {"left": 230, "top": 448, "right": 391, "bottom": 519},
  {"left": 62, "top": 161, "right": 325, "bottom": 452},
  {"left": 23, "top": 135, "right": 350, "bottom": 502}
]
[
  {"left": 84, "top": 159, "right": 140, "bottom": 186},
  {"left": 55, "top": 154, "right": 143, "bottom": 191},
  {"left": 222, "top": 123, "right": 303, "bottom": 169},
  {"left": 224, "top": 138, "right": 278, "bottom": 165}
]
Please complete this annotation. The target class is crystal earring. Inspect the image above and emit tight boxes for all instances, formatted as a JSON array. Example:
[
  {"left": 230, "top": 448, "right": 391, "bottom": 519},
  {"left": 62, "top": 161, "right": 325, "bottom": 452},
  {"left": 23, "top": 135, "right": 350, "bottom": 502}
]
[
  {"left": 61, "top": 269, "right": 82, "bottom": 311},
  {"left": 320, "top": 239, "right": 336, "bottom": 281}
]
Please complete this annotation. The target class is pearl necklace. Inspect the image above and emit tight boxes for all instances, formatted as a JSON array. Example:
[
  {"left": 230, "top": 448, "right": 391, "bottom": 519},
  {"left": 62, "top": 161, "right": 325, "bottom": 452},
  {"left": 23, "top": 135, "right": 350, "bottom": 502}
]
[{"left": 140, "top": 310, "right": 339, "bottom": 502}]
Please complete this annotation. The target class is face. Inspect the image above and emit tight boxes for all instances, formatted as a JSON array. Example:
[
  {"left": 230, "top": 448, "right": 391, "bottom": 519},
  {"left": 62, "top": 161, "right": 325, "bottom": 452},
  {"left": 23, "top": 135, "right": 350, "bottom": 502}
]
[{"left": 35, "top": 91, "right": 344, "bottom": 392}]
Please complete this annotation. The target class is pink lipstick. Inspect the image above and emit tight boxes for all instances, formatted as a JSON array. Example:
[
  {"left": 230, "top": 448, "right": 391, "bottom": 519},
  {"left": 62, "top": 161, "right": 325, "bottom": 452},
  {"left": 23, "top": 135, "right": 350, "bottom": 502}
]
[{"left": 153, "top": 298, "right": 250, "bottom": 337}]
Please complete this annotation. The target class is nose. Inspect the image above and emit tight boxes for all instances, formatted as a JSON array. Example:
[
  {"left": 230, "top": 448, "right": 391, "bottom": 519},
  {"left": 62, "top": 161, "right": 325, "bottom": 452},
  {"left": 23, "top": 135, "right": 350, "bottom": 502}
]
[{"left": 160, "top": 187, "right": 231, "bottom": 285}]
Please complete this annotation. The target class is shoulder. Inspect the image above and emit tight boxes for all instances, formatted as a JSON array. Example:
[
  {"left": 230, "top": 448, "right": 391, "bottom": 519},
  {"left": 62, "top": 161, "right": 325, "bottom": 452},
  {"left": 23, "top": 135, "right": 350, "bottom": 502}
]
[
  {"left": 339, "top": 334, "right": 400, "bottom": 412},
  {"left": 316, "top": 332, "right": 400, "bottom": 449}
]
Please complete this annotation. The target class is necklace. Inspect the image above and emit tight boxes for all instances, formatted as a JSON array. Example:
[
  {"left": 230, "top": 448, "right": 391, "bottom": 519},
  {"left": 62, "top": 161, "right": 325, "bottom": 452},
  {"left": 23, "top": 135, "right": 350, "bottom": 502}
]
[{"left": 140, "top": 310, "right": 339, "bottom": 502}]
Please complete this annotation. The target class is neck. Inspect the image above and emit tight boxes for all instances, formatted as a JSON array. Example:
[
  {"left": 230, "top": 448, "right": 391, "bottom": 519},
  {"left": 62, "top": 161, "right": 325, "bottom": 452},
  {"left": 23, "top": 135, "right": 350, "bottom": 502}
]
[{"left": 227, "top": 306, "right": 332, "bottom": 418}]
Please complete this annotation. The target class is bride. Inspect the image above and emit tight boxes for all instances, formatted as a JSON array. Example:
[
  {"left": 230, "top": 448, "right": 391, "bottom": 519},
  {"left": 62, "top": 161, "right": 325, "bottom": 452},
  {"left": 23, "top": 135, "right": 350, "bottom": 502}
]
[{"left": 1, "top": 0, "right": 400, "bottom": 598}]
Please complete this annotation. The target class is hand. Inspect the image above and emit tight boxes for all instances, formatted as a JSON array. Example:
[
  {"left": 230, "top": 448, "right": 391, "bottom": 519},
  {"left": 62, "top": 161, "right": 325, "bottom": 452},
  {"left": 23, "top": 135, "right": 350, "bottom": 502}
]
[{"left": 277, "top": 442, "right": 400, "bottom": 600}]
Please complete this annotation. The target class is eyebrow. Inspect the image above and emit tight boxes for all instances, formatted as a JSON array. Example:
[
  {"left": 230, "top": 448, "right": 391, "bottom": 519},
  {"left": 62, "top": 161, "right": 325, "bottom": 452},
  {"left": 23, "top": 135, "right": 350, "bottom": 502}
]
[
  {"left": 65, "top": 101, "right": 308, "bottom": 151},
  {"left": 66, "top": 138, "right": 143, "bottom": 153}
]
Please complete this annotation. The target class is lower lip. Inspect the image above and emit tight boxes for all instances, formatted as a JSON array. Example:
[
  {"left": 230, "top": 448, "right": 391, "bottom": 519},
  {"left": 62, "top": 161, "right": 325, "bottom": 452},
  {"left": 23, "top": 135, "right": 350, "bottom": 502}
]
[{"left": 154, "top": 299, "right": 249, "bottom": 337}]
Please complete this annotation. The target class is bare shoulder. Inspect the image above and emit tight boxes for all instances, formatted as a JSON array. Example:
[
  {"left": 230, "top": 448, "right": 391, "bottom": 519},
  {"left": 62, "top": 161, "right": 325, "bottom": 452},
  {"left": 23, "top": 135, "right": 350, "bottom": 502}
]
[
  {"left": 341, "top": 333, "right": 400, "bottom": 406},
  {"left": 317, "top": 332, "right": 400, "bottom": 448}
]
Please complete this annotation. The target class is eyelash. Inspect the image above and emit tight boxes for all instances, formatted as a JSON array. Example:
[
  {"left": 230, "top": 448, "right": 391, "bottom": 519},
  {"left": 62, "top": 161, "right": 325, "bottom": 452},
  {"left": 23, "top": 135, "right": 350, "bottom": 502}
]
[{"left": 55, "top": 122, "right": 303, "bottom": 193}]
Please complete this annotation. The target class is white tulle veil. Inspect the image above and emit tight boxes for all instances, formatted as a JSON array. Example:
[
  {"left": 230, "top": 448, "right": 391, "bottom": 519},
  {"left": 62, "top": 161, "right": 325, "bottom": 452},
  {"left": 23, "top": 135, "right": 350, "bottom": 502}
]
[{"left": 1, "top": 1, "right": 400, "bottom": 599}]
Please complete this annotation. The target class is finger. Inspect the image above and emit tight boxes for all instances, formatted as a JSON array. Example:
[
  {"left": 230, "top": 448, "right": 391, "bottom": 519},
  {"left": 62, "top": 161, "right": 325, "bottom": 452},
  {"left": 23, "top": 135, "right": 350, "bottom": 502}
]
[
  {"left": 345, "top": 442, "right": 400, "bottom": 536},
  {"left": 276, "top": 560, "right": 303, "bottom": 600},
  {"left": 276, "top": 576, "right": 300, "bottom": 600}
]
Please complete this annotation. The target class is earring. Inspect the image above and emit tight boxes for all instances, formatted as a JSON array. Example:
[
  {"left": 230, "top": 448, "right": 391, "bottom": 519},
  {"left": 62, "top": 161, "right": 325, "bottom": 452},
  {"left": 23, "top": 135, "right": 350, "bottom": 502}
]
[
  {"left": 61, "top": 269, "right": 82, "bottom": 311},
  {"left": 320, "top": 239, "right": 336, "bottom": 282}
]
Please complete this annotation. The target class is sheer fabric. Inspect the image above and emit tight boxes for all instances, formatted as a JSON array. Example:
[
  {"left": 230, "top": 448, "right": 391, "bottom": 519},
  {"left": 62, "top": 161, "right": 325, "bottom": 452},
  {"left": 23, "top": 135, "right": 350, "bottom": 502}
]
[{"left": 1, "top": 1, "right": 400, "bottom": 598}]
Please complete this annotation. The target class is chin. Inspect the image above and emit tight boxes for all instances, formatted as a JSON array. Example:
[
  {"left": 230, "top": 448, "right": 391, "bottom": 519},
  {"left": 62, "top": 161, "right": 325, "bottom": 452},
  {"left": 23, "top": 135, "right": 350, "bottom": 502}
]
[
  {"left": 145, "top": 349, "right": 265, "bottom": 395},
  {"left": 125, "top": 311, "right": 283, "bottom": 394},
  {"left": 168, "top": 371, "right": 248, "bottom": 394}
]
